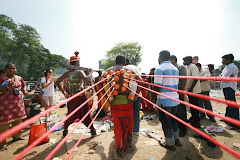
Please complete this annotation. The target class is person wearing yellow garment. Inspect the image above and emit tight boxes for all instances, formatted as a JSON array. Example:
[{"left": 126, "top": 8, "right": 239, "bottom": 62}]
[
  {"left": 98, "top": 55, "right": 143, "bottom": 158},
  {"left": 94, "top": 70, "right": 110, "bottom": 117}
]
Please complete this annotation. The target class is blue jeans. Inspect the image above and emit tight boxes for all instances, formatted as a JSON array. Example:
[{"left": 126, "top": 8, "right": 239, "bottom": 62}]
[
  {"left": 223, "top": 87, "right": 239, "bottom": 127},
  {"left": 133, "top": 97, "right": 141, "bottom": 133},
  {"left": 198, "top": 91, "right": 214, "bottom": 119},
  {"left": 158, "top": 106, "right": 179, "bottom": 146}
]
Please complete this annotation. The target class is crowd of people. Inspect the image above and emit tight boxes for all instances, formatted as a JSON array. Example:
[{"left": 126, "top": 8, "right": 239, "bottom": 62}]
[{"left": 0, "top": 51, "right": 239, "bottom": 159}]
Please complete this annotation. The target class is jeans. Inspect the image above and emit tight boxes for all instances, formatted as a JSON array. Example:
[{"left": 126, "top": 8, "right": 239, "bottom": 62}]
[
  {"left": 188, "top": 95, "right": 200, "bottom": 125},
  {"left": 159, "top": 106, "right": 179, "bottom": 146},
  {"left": 133, "top": 97, "right": 141, "bottom": 133},
  {"left": 223, "top": 87, "right": 239, "bottom": 127},
  {"left": 198, "top": 91, "right": 214, "bottom": 119},
  {"left": 176, "top": 100, "right": 187, "bottom": 131}
]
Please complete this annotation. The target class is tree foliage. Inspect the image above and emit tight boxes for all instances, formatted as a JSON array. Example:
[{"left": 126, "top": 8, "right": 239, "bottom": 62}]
[
  {"left": 0, "top": 14, "right": 68, "bottom": 80},
  {"left": 102, "top": 42, "right": 143, "bottom": 69}
]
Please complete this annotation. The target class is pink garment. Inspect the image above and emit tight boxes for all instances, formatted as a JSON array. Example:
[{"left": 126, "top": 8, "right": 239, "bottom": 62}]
[{"left": 0, "top": 75, "right": 26, "bottom": 125}]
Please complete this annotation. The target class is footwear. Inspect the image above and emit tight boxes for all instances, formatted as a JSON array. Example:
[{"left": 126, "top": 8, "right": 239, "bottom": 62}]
[
  {"left": 116, "top": 147, "right": 125, "bottom": 158},
  {"left": 159, "top": 140, "right": 176, "bottom": 151},
  {"left": 191, "top": 123, "right": 201, "bottom": 128},
  {"left": 179, "top": 130, "right": 186, "bottom": 137},
  {"left": 0, "top": 146, "right": 7, "bottom": 151},
  {"left": 63, "top": 130, "right": 68, "bottom": 137},
  {"left": 200, "top": 116, "right": 205, "bottom": 120},
  {"left": 226, "top": 125, "right": 237, "bottom": 130},
  {"left": 162, "top": 144, "right": 176, "bottom": 151},
  {"left": 193, "top": 133, "right": 206, "bottom": 140},
  {"left": 12, "top": 137, "right": 26, "bottom": 142},
  {"left": 209, "top": 118, "right": 216, "bottom": 122},
  {"left": 186, "top": 118, "right": 192, "bottom": 123},
  {"left": 133, "top": 132, "right": 139, "bottom": 136},
  {"left": 90, "top": 128, "right": 96, "bottom": 136},
  {"left": 175, "top": 139, "right": 182, "bottom": 146}
]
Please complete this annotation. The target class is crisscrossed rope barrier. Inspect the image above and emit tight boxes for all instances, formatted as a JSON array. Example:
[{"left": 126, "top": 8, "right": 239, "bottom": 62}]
[
  {"left": 125, "top": 78, "right": 240, "bottom": 159},
  {"left": 0, "top": 73, "right": 239, "bottom": 159},
  {"left": 45, "top": 82, "right": 113, "bottom": 160},
  {"left": 12, "top": 77, "right": 114, "bottom": 160}
]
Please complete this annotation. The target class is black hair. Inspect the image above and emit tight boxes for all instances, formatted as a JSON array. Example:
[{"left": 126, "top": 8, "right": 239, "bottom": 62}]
[
  {"left": 150, "top": 68, "right": 155, "bottom": 71},
  {"left": 71, "top": 61, "right": 78, "bottom": 65},
  {"left": 183, "top": 56, "right": 193, "bottom": 63},
  {"left": 125, "top": 58, "right": 131, "bottom": 65},
  {"left": 193, "top": 56, "right": 199, "bottom": 60},
  {"left": 159, "top": 50, "right": 170, "bottom": 61},
  {"left": 0, "top": 70, "right": 4, "bottom": 75},
  {"left": 45, "top": 68, "right": 51, "bottom": 73},
  {"left": 5, "top": 63, "right": 16, "bottom": 71},
  {"left": 116, "top": 55, "right": 126, "bottom": 65},
  {"left": 170, "top": 55, "right": 177, "bottom": 63},
  {"left": 222, "top": 54, "right": 234, "bottom": 62},
  {"left": 195, "top": 63, "right": 201, "bottom": 68}
]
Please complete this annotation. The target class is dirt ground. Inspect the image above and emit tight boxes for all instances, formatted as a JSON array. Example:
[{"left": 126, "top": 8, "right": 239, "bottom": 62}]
[{"left": 0, "top": 90, "right": 239, "bottom": 160}]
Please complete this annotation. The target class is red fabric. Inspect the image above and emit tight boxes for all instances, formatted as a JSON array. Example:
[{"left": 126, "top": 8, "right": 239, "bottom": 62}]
[
  {"left": 111, "top": 102, "right": 133, "bottom": 151},
  {"left": 0, "top": 75, "right": 26, "bottom": 124},
  {"left": 64, "top": 94, "right": 94, "bottom": 131},
  {"left": 28, "top": 123, "right": 49, "bottom": 145}
]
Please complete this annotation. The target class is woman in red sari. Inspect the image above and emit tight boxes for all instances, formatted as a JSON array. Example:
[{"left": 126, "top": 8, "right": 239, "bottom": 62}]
[{"left": 0, "top": 64, "right": 29, "bottom": 151}]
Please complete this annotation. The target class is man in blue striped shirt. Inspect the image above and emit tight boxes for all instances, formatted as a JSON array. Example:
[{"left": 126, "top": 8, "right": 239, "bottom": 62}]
[{"left": 153, "top": 50, "right": 182, "bottom": 151}]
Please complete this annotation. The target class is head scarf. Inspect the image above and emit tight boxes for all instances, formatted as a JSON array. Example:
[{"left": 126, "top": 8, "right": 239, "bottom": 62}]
[{"left": 70, "top": 52, "right": 80, "bottom": 64}]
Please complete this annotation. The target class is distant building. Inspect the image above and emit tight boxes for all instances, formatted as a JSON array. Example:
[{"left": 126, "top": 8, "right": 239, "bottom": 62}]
[{"left": 99, "top": 59, "right": 106, "bottom": 69}]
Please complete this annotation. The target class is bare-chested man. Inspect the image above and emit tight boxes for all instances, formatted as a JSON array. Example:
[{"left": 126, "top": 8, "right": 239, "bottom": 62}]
[
  {"left": 55, "top": 52, "right": 96, "bottom": 137},
  {"left": 99, "top": 55, "right": 143, "bottom": 158}
]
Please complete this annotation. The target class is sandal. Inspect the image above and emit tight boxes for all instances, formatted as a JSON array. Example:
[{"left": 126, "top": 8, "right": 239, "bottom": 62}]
[
  {"left": 90, "top": 128, "right": 97, "bottom": 137},
  {"left": 159, "top": 141, "right": 176, "bottom": 151},
  {"left": 0, "top": 145, "right": 7, "bottom": 151},
  {"left": 175, "top": 139, "right": 182, "bottom": 146},
  {"left": 62, "top": 130, "right": 68, "bottom": 137},
  {"left": 12, "top": 137, "right": 26, "bottom": 142},
  {"left": 116, "top": 147, "right": 125, "bottom": 158}
]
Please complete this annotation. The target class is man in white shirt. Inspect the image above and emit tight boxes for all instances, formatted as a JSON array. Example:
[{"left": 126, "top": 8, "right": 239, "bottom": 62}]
[
  {"left": 183, "top": 56, "right": 201, "bottom": 128},
  {"left": 195, "top": 63, "right": 215, "bottom": 122},
  {"left": 220, "top": 54, "right": 239, "bottom": 129},
  {"left": 125, "top": 58, "right": 142, "bottom": 135}
]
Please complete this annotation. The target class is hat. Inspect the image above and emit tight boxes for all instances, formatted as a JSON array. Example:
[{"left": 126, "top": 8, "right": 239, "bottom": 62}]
[{"left": 70, "top": 52, "right": 80, "bottom": 62}]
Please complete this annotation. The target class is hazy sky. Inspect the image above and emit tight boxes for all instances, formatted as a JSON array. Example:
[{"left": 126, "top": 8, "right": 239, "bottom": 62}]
[{"left": 1, "top": 0, "right": 240, "bottom": 73}]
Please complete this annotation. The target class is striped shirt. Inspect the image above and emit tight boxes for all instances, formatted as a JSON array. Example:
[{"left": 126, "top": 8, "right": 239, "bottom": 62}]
[{"left": 154, "top": 61, "right": 180, "bottom": 107}]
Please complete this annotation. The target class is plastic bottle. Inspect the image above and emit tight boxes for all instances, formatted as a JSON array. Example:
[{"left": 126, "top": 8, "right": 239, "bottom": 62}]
[{"left": 1, "top": 81, "right": 9, "bottom": 87}]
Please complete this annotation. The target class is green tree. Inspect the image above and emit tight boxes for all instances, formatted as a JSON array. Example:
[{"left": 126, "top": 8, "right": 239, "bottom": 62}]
[
  {"left": 103, "top": 42, "right": 143, "bottom": 69},
  {"left": 0, "top": 14, "right": 69, "bottom": 80},
  {"left": 233, "top": 60, "right": 240, "bottom": 69},
  {"left": 0, "top": 15, "right": 17, "bottom": 69}
]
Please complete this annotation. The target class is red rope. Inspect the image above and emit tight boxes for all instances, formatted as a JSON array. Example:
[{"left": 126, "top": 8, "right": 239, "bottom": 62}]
[
  {"left": 140, "top": 74, "right": 240, "bottom": 82},
  {"left": 0, "top": 76, "right": 109, "bottom": 144},
  {"left": 66, "top": 89, "right": 114, "bottom": 160},
  {"left": 130, "top": 77, "right": 240, "bottom": 109},
  {"left": 12, "top": 78, "right": 111, "bottom": 160},
  {"left": 45, "top": 83, "right": 113, "bottom": 160},
  {"left": 128, "top": 78, "right": 240, "bottom": 126},
  {"left": 126, "top": 83, "right": 240, "bottom": 159}
]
